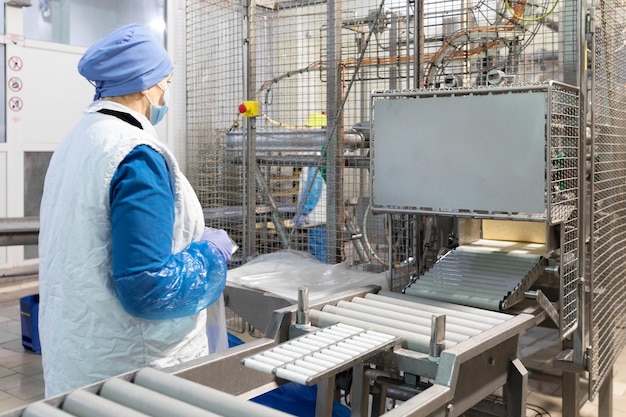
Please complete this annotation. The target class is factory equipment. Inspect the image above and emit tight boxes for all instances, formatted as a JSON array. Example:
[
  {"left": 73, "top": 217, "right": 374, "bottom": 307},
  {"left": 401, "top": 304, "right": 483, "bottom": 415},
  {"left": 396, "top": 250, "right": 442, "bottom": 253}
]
[
  {"left": 227, "top": 81, "right": 582, "bottom": 415},
  {"left": 0, "top": 282, "right": 539, "bottom": 417},
  {"left": 0, "top": 218, "right": 39, "bottom": 247},
  {"left": 16, "top": 367, "right": 295, "bottom": 417},
  {"left": 183, "top": 0, "right": 626, "bottom": 412},
  {"left": 3, "top": 0, "right": 625, "bottom": 415}
]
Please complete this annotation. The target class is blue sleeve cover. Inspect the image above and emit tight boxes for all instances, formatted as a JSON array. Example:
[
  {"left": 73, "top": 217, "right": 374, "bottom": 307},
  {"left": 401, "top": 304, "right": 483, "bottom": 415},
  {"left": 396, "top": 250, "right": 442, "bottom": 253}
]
[
  {"left": 300, "top": 167, "right": 324, "bottom": 215},
  {"left": 110, "top": 145, "right": 226, "bottom": 320}
]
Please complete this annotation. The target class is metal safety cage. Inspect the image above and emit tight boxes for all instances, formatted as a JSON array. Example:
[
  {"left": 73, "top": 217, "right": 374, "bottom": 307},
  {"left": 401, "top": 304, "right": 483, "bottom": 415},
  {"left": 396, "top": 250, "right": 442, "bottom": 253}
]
[
  {"left": 419, "top": 0, "right": 579, "bottom": 89},
  {"left": 548, "top": 82, "right": 581, "bottom": 340},
  {"left": 185, "top": 0, "right": 577, "bottom": 273},
  {"left": 588, "top": 0, "right": 626, "bottom": 401},
  {"left": 369, "top": 82, "right": 581, "bottom": 329},
  {"left": 185, "top": 0, "right": 425, "bottom": 271},
  {"left": 369, "top": 83, "right": 580, "bottom": 220}
]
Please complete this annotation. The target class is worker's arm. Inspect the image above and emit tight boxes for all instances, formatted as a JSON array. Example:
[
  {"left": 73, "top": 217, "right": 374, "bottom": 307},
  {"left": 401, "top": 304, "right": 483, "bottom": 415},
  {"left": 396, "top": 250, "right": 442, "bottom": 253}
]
[
  {"left": 293, "top": 167, "right": 324, "bottom": 226},
  {"left": 109, "top": 145, "right": 226, "bottom": 320}
]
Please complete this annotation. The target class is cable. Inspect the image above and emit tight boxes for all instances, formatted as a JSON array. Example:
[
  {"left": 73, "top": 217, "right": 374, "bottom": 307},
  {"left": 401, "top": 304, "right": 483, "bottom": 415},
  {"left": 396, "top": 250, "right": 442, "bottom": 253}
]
[
  {"left": 505, "top": 0, "right": 560, "bottom": 22},
  {"left": 526, "top": 403, "right": 552, "bottom": 416},
  {"left": 484, "top": 394, "right": 552, "bottom": 416}
]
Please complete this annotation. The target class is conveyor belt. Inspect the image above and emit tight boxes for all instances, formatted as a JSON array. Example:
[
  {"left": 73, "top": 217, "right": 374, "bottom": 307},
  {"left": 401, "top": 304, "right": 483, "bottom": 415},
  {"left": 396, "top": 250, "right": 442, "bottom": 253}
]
[
  {"left": 404, "top": 247, "right": 545, "bottom": 310},
  {"left": 301, "top": 291, "right": 535, "bottom": 417},
  {"left": 310, "top": 291, "right": 514, "bottom": 353},
  {"left": 21, "top": 368, "right": 294, "bottom": 417},
  {"left": 242, "top": 323, "right": 398, "bottom": 385}
]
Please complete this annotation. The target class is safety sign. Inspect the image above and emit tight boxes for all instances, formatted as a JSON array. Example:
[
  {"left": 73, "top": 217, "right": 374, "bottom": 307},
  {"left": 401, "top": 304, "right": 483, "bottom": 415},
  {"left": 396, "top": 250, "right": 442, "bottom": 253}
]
[
  {"left": 9, "top": 97, "right": 23, "bottom": 111},
  {"left": 8, "top": 77, "right": 23, "bottom": 92},
  {"left": 8, "top": 56, "right": 23, "bottom": 71}
]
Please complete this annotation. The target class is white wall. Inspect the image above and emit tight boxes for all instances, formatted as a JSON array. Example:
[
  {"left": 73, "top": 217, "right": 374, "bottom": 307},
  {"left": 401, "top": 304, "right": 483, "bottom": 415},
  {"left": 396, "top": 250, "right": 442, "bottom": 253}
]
[
  {"left": 1, "top": 5, "right": 93, "bottom": 270},
  {"left": 0, "top": 2, "right": 185, "bottom": 271},
  {"left": 9, "top": 41, "right": 91, "bottom": 149}
]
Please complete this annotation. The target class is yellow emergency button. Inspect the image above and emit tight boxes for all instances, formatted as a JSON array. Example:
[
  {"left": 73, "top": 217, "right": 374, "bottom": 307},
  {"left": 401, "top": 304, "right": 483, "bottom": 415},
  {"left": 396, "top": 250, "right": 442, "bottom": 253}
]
[{"left": 238, "top": 101, "right": 259, "bottom": 117}]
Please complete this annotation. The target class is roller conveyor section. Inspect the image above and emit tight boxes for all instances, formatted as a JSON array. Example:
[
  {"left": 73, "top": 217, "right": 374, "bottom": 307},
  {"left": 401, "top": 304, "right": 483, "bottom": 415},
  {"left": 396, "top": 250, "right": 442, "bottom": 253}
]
[
  {"left": 310, "top": 291, "right": 513, "bottom": 353},
  {"left": 242, "top": 323, "right": 399, "bottom": 385},
  {"left": 298, "top": 291, "right": 534, "bottom": 416},
  {"left": 404, "top": 247, "right": 545, "bottom": 311},
  {"left": 20, "top": 368, "right": 295, "bottom": 417}
]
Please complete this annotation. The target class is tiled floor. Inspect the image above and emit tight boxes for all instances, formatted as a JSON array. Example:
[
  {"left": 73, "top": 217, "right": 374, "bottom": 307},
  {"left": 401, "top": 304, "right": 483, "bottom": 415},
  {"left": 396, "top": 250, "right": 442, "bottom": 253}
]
[
  {"left": 0, "top": 277, "right": 624, "bottom": 416},
  {"left": 0, "top": 278, "right": 44, "bottom": 413}
]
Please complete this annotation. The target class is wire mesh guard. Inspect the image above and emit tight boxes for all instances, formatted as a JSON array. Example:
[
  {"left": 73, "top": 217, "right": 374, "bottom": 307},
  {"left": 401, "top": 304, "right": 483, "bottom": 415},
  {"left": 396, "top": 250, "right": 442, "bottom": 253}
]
[
  {"left": 547, "top": 83, "right": 580, "bottom": 340},
  {"left": 185, "top": 0, "right": 575, "bottom": 271},
  {"left": 184, "top": 0, "right": 626, "bottom": 404},
  {"left": 590, "top": 0, "right": 626, "bottom": 400}
]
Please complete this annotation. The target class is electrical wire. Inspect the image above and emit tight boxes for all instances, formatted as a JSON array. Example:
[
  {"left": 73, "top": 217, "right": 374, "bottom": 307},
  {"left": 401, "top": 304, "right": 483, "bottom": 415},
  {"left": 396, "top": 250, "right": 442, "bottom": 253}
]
[
  {"left": 484, "top": 394, "right": 552, "bottom": 416},
  {"left": 279, "top": 0, "right": 388, "bottom": 252},
  {"left": 526, "top": 403, "right": 552, "bottom": 416},
  {"left": 504, "top": 0, "right": 560, "bottom": 22},
  {"left": 423, "top": 27, "right": 517, "bottom": 87},
  {"left": 424, "top": 0, "right": 557, "bottom": 86}
]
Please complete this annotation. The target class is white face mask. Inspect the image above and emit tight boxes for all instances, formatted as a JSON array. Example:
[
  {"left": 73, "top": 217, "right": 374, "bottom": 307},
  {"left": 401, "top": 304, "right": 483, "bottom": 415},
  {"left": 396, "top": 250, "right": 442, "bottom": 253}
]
[{"left": 145, "top": 84, "right": 169, "bottom": 125}]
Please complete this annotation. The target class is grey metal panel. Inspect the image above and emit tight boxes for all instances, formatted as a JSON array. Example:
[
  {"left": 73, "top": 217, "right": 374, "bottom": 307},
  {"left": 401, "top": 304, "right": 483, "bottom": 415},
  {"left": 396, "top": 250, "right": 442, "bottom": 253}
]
[
  {"left": 0, "top": 217, "right": 39, "bottom": 246},
  {"left": 372, "top": 90, "right": 547, "bottom": 216},
  {"left": 167, "top": 338, "right": 278, "bottom": 395}
]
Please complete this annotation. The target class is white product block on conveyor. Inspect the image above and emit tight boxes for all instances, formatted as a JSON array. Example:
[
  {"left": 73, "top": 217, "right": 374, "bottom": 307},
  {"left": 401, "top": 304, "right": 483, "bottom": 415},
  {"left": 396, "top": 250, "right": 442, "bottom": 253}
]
[{"left": 242, "top": 323, "right": 398, "bottom": 385}]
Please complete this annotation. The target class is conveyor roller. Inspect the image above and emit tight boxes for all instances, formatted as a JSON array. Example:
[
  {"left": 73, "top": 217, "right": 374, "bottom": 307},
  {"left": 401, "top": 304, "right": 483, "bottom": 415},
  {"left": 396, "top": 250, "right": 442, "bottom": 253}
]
[
  {"left": 405, "top": 247, "right": 545, "bottom": 310},
  {"left": 310, "top": 291, "right": 514, "bottom": 353},
  {"left": 242, "top": 323, "right": 399, "bottom": 385},
  {"left": 20, "top": 368, "right": 294, "bottom": 417}
]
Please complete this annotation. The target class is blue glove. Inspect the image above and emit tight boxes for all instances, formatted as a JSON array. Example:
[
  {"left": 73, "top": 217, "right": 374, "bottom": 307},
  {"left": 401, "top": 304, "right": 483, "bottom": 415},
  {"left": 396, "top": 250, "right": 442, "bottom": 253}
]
[
  {"left": 292, "top": 214, "right": 307, "bottom": 227},
  {"left": 201, "top": 228, "right": 234, "bottom": 263}
]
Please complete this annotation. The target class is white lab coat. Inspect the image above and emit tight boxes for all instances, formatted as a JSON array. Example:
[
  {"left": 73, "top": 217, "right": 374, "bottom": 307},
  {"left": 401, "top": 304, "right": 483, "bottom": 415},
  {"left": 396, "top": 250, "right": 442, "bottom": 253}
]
[{"left": 39, "top": 100, "right": 209, "bottom": 397}]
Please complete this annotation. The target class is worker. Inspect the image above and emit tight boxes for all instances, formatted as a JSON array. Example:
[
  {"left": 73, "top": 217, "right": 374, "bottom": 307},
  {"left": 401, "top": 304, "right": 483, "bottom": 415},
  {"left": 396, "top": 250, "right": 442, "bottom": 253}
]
[
  {"left": 292, "top": 166, "right": 327, "bottom": 263},
  {"left": 38, "top": 23, "right": 234, "bottom": 398},
  {"left": 292, "top": 114, "right": 328, "bottom": 263}
]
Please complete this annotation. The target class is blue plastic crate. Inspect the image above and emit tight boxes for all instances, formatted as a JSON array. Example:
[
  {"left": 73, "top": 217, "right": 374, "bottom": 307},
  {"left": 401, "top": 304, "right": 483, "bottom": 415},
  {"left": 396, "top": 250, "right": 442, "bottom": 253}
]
[{"left": 20, "top": 294, "right": 41, "bottom": 354}]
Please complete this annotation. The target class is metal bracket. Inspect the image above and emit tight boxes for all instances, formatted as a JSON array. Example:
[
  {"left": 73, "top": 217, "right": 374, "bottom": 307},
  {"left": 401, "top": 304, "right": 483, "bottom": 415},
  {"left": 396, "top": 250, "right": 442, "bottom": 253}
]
[
  {"left": 530, "top": 289, "right": 560, "bottom": 328},
  {"left": 553, "top": 348, "right": 585, "bottom": 373},
  {"left": 6, "top": 0, "right": 32, "bottom": 6}
]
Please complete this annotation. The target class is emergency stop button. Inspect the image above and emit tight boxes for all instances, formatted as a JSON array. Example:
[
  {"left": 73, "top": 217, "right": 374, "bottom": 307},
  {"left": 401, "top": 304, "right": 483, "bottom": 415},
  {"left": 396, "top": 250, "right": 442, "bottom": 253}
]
[{"left": 238, "top": 101, "right": 259, "bottom": 117}]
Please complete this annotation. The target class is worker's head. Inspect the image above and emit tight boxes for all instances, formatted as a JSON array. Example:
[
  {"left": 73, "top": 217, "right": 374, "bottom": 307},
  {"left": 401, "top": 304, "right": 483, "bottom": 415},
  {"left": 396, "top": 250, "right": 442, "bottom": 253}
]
[{"left": 78, "top": 23, "right": 173, "bottom": 108}]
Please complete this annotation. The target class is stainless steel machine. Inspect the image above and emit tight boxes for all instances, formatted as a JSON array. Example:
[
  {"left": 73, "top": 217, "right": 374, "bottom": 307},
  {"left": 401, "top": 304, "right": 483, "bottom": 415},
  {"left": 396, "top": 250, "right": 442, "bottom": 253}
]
[
  {"left": 0, "top": 283, "right": 539, "bottom": 417},
  {"left": 3, "top": 0, "right": 626, "bottom": 414},
  {"left": 0, "top": 82, "right": 583, "bottom": 417}
]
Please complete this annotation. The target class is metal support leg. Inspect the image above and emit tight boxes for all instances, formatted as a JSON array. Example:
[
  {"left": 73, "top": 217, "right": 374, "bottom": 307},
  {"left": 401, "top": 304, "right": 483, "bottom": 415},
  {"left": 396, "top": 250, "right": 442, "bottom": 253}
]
[
  {"left": 370, "top": 380, "right": 388, "bottom": 417},
  {"left": 316, "top": 376, "right": 336, "bottom": 417},
  {"left": 562, "top": 369, "right": 581, "bottom": 417},
  {"left": 598, "top": 366, "right": 613, "bottom": 417},
  {"left": 503, "top": 358, "right": 528, "bottom": 417},
  {"left": 351, "top": 364, "right": 370, "bottom": 417}
]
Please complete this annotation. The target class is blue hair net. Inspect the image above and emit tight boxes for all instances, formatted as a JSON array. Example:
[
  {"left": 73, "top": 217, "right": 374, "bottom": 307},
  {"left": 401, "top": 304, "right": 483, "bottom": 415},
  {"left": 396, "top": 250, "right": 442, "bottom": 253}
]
[{"left": 78, "top": 23, "right": 173, "bottom": 100}]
